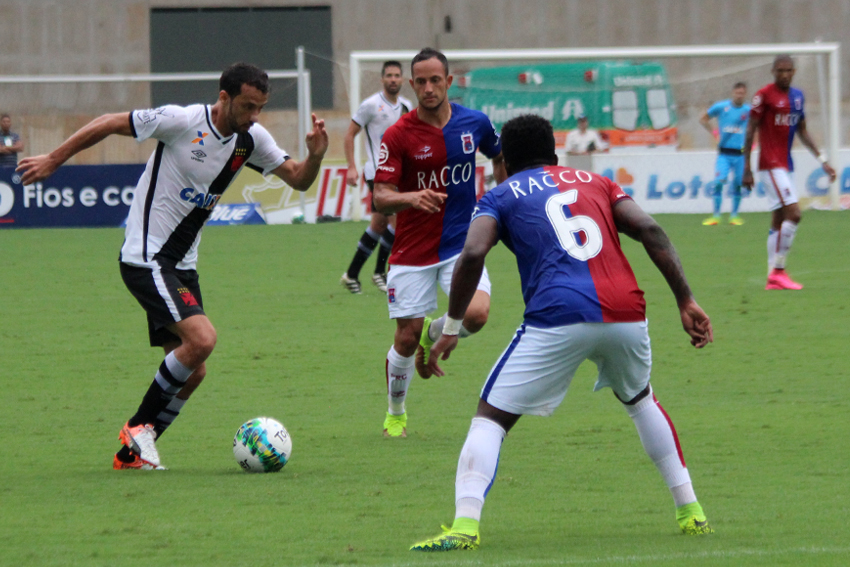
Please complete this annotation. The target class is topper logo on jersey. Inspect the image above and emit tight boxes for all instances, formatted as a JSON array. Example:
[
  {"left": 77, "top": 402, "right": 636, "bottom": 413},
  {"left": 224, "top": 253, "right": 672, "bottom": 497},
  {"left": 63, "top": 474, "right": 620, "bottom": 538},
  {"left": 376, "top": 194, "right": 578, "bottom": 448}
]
[
  {"left": 179, "top": 187, "right": 221, "bottom": 210},
  {"left": 415, "top": 146, "right": 433, "bottom": 160},
  {"left": 417, "top": 163, "right": 475, "bottom": 190},
  {"left": 461, "top": 133, "right": 475, "bottom": 154}
]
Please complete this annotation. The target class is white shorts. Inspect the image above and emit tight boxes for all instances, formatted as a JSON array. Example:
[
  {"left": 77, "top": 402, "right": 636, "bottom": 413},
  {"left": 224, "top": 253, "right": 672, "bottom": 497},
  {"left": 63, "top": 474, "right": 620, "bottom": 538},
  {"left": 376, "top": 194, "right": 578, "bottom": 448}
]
[
  {"left": 481, "top": 321, "right": 652, "bottom": 416},
  {"left": 385, "top": 254, "right": 491, "bottom": 319},
  {"left": 760, "top": 168, "right": 799, "bottom": 211}
]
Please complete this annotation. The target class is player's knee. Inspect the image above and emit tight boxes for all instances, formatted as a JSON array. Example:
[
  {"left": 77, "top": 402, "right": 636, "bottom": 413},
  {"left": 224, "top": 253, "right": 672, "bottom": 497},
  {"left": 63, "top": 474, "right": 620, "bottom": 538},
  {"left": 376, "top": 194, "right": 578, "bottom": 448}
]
[
  {"left": 186, "top": 327, "right": 217, "bottom": 363},
  {"left": 393, "top": 326, "right": 420, "bottom": 357}
]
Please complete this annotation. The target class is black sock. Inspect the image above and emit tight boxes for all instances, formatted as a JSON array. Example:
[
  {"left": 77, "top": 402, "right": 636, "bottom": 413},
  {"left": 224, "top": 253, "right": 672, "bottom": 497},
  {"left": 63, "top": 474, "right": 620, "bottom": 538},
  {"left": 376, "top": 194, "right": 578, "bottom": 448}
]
[
  {"left": 375, "top": 228, "right": 395, "bottom": 274},
  {"left": 347, "top": 228, "right": 380, "bottom": 279},
  {"left": 128, "top": 354, "right": 191, "bottom": 427}
]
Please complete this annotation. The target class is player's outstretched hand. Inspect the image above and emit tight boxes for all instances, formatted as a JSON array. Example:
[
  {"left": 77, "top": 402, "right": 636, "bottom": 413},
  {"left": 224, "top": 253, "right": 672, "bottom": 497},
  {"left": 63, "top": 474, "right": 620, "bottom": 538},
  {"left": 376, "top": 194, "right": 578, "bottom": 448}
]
[
  {"left": 427, "top": 334, "right": 459, "bottom": 378},
  {"left": 17, "top": 155, "right": 59, "bottom": 186},
  {"left": 411, "top": 189, "right": 446, "bottom": 213},
  {"left": 679, "top": 298, "right": 713, "bottom": 349},
  {"left": 305, "top": 113, "right": 329, "bottom": 158}
]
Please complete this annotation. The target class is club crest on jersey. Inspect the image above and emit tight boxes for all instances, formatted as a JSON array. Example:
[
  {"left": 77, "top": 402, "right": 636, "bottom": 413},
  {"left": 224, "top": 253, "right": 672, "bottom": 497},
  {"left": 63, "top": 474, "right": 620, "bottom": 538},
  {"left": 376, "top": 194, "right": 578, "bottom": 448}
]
[
  {"left": 192, "top": 131, "right": 209, "bottom": 145},
  {"left": 180, "top": 187, "right": 221, "bottom": 210},
  {"left": 231, "top": 147, "right": 247, "bottom": 172},
  {"left": 177, "top": 287, "right": 199, "bottom": 306},
  {"left": 461, "top": 132, "right": 475, "bottom": 154}
]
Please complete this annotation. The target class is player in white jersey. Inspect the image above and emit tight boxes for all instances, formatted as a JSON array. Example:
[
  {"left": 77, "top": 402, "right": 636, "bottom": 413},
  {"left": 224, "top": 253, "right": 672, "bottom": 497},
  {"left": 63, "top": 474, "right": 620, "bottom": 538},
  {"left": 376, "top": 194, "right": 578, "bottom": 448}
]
[
  {"left": 341, "top": 61, "right": 413, "bottom": 294},
  {"left": 17, "top": 63, "right": 328, "bottom": 470}
]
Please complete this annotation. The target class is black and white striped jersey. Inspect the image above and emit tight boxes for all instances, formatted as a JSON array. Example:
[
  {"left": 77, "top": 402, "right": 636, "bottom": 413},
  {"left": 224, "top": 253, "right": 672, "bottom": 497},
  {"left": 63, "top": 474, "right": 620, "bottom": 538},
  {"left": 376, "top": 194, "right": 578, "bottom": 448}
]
[
  {"left": 120, "top": 104, "right": 288, "bottom": 270},
  {"left": 352, "top": 92, "right": 412, "bottom": 181}
]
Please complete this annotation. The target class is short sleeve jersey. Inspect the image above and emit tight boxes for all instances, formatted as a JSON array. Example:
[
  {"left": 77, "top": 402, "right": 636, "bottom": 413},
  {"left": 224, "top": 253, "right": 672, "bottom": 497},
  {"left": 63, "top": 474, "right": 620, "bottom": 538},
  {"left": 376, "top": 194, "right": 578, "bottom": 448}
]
[
  {"left": 374, "top": 103, "right": 501, "bottom": 266},
  {"left": 121, "top": 104, "right": 288, "bottom": 270},
  {"left": 351, "top": 92, "right": 413, "bottom": 181},
  {"left": 750, "top": 83, "right": 805, "bottom": 171},
  {"left": 473, "top": 165, "right": 646, "bottom": 328},
  {"left": 707, "top": 99, "right": 750, "bottom": 151}
]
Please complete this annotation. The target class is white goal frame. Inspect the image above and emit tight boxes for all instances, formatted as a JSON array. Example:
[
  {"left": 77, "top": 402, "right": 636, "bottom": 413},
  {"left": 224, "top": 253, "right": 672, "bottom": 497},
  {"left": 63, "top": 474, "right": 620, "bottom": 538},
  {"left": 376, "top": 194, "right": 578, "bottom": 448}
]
[{"left": 350, "top": 43, "right": 842, "bottom": 212}]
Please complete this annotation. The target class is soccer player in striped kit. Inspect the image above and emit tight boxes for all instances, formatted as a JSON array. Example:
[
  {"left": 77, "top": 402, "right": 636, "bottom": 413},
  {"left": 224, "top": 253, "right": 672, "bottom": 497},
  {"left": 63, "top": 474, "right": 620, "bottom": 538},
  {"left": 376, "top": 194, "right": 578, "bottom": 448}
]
[
  {"left": 742, "top": 55, "right": 836, "bottom": 290},
  {"left": 17, "top": 63, "right": 328, "bottom": 470},
  {"left": 373, "top": 48, "right": 506, "bottom": 438},
  {"left": 410, "top": 114, "right": 714, "bottom": 551}
]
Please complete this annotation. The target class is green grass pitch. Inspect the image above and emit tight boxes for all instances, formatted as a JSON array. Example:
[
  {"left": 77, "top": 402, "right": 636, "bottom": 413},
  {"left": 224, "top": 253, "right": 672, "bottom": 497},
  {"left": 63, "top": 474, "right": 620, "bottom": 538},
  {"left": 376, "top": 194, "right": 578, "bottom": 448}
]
[{"left": 1, "top": 212, "right": 848, "bottom": 566}]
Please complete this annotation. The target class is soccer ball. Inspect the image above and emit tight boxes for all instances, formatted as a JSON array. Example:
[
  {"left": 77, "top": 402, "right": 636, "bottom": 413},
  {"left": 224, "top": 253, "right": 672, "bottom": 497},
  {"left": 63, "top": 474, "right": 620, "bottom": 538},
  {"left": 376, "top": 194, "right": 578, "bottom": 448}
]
[{"left": 233, "top": 417, "right": 292, "bottom": 473}]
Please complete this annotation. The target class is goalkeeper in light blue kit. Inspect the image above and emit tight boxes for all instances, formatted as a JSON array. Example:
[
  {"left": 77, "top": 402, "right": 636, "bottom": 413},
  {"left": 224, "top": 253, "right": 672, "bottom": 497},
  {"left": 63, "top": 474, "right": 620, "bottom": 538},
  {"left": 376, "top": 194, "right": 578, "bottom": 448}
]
[{"left": 699, "top": 82, "right": 750, "bottom": 225}]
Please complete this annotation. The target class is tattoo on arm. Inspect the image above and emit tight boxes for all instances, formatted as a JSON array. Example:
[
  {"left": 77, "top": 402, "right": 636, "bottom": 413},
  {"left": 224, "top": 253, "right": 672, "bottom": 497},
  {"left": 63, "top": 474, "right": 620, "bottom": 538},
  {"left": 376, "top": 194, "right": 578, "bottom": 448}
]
[{"left": 641, "top": 224, "right": 693, "bottom": 305}]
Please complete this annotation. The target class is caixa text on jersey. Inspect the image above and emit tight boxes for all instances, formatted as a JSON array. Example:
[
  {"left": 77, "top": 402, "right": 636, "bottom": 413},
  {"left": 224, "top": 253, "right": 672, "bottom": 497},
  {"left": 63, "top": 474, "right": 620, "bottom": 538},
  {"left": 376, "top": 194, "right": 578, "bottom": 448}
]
[
  {"left": 22, "top": 183, "right": 134, "bottom": 208},
  {"left": 179, "top": 187, "right": 221, "bottom": 210}
]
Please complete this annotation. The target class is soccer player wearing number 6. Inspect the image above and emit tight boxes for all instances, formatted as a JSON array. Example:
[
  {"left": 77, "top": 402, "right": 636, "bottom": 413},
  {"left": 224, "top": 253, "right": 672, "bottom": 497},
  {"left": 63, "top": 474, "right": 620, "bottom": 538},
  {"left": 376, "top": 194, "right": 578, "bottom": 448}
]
[
  {"left": 410, "top": 115, "right": 714, "bottom": 551},
  {"left": 742, "top": 55, "right": 836, "bottom": 290}
]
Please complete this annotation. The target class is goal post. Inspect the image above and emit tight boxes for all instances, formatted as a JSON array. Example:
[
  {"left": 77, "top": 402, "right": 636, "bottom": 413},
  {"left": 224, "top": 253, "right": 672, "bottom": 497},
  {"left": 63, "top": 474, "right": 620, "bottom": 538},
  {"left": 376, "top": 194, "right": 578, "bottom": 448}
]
[{"left": 350, "top": 43, "right": 842, "bottom": 210}]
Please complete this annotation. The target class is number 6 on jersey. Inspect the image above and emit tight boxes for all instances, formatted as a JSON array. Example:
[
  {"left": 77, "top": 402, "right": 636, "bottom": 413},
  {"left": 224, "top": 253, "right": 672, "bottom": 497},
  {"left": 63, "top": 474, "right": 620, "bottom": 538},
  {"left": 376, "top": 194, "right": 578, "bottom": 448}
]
[{"left": 545, "top": 189, "right": 603, "bottom": 261}]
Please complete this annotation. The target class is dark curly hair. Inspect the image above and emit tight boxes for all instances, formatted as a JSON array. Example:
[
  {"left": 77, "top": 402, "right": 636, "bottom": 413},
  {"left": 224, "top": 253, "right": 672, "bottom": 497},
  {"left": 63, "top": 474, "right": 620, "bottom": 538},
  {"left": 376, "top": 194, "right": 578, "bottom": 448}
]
[
  {"left": 501, "top": 114, "right": 558, "bottom": 176},
  {"left": 220, "top": 62, "right": 270, "bottom": 98}
]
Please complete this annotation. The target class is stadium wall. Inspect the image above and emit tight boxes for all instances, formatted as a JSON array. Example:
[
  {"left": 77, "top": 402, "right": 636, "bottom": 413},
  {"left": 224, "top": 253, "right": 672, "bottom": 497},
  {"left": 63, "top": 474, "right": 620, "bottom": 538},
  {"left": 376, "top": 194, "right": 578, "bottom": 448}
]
[{"left": 1, "top": 0, "right": 848, "bottom": 162}]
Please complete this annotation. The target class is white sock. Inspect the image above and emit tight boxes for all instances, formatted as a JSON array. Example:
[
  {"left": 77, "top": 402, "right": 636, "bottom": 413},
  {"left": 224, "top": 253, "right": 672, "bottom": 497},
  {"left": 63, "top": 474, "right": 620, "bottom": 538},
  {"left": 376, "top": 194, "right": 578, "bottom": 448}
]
[
  {"left": 624, "top": 387, "right": 694, "bottom": 507},
  {"left": 767, "top": 229, "right": 778, "bottom": 272},
  {"left": 455, "top": 417, "right": 506, "bottom": 521},
  {"left": 386, "top": 346, "right": 414, "bottom": 415},
  {"left": 775, "top": 220, "right": 797, "bottom": 269},
  {"left": 429, "top": 313, "right": 473, "bottom": 340}
]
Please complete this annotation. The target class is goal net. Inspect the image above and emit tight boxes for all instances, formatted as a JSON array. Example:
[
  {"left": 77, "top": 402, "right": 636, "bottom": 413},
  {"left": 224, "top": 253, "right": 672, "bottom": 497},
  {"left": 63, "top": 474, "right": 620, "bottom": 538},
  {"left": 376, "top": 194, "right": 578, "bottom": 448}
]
[{"left": 349, "top": 44, "right": 844, "bottom": 213}]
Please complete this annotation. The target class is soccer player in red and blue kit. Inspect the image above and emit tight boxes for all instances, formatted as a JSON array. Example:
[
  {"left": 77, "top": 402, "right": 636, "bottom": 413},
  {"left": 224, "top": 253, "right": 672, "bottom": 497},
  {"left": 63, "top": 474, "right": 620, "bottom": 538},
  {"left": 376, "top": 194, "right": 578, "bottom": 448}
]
[
  {"left": 373, "top": 48, "right": 506, "bottom": 438},
  {"left": 742, "top": 55, "right": 836, "bottom": 290},
  {"left": 410, "top": 115, "right": 714, "bottom": 551}
]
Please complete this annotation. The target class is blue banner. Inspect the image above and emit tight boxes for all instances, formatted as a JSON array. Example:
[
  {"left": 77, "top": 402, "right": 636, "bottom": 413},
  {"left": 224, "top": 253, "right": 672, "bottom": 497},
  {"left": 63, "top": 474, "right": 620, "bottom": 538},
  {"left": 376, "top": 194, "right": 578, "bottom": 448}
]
[
  {"left": 207, "top": 203, "right": 266, "bottom": 225},
  {"left": 0, "top": 164, "right": 144, "bottom": 228}
]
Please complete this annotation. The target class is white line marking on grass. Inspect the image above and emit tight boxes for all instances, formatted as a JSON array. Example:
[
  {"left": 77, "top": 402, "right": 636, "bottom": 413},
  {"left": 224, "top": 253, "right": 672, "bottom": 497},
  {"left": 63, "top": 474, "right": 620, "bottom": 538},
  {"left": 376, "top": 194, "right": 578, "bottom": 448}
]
[{"left": 379, "top": 546, "right": 850, "bottom": 567}]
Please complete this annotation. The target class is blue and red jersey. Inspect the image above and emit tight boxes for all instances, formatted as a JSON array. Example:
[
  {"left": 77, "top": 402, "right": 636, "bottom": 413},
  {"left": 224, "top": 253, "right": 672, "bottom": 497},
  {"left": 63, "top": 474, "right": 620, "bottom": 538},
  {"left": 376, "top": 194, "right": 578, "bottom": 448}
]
[
  {"left": 473, "top": 165, "right": 646, "bottom": 328},
  {"left": 750, "top": 83, "right": 805, "bottom": 171},
  {"left": 374, "top": 103, "right": 501, "bottom": 266}
]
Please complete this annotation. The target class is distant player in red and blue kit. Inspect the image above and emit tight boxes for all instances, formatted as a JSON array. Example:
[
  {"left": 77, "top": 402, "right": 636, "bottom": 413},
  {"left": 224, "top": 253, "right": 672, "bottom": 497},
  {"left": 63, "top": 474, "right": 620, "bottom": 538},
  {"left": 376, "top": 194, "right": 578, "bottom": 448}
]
[
  {"left": 409, "top": 115, "right": 714, "bottom": 551},
  {"left": 742, "top": 55, "right": 836, "bottom": 290},
  {"left": 373, "top": 47, "right": 506, "bottom": 438}
]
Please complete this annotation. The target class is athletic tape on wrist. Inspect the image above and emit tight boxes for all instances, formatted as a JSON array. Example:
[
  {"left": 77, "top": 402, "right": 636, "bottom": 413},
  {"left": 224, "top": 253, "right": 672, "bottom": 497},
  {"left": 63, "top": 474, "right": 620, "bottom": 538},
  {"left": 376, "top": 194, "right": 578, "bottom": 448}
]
[{"left": 442, "top": 316, "right": 463, "bottom": 336}]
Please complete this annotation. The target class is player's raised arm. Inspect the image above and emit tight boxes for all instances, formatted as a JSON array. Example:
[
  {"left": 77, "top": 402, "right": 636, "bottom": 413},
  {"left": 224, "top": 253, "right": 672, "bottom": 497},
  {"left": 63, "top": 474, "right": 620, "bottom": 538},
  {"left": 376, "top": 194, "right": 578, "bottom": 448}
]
[
  {"left": 271, "top": 113, "right": 328, "bottom": 191},
  {"left": 613, "top": 198, "right": 712, "bottom": 348},
  {"left": 16, "top": 112, "right": 133, "bottom": 185},
  {"left": 427, "top": 215, "right": 499, "bottom": 376}
]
